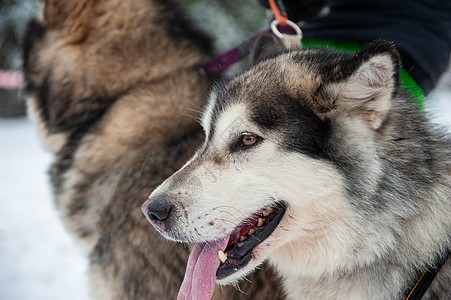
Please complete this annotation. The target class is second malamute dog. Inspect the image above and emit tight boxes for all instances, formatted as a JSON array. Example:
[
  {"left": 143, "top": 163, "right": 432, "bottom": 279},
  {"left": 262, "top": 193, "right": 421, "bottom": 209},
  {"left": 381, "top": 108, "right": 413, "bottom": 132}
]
[{"left": 143, "top": 36, "right": 451, "bottom": 299}]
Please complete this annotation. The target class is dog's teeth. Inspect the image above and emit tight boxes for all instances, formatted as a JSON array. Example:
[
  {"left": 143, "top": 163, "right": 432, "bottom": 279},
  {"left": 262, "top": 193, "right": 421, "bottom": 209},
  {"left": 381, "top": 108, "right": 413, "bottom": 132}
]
[
  {"left": 240, "top": 235, "right": 247, "bottom": 242},
  {"left": 262, "top": 209, "right": 270, "bottom": 217},
  {"left": 218, "top": 250, "right": 227, "bottom": 263},
  {"left": 248, "top": 228, "right": 255, "bottom": 235},
  {"left": 267, "top": 206, "right": 274, "bottom": 214},
  {"left": 257, "top": 217, "right": 267, "bottom": 227}
]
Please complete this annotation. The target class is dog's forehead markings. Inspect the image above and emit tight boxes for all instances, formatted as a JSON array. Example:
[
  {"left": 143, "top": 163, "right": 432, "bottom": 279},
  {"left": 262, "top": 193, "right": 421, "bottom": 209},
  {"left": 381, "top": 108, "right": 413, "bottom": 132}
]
[{"left": 214, "top": 103, "right": 248, "bottom": 144}]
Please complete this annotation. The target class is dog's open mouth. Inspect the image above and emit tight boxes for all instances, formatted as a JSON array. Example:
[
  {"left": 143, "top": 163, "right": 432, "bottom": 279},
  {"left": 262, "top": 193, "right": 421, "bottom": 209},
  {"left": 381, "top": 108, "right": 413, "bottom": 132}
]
[
  {"left": 177, "top": 202, "right": 286, "bottom": 299},
  {"left": 216, "top": 201, "right": 287, "bottom": 279}
]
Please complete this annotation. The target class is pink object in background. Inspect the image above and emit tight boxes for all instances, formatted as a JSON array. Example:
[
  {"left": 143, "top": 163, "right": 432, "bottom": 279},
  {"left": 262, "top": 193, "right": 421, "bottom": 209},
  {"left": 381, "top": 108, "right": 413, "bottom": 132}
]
[{"left": 0, "top": 70, "right": 22, "bottom": 89}]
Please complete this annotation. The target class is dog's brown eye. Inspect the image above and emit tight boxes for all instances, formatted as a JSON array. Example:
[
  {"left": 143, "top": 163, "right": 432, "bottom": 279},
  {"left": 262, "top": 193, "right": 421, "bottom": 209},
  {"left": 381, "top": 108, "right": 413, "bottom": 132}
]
[
  {"left": 242, "top": 134, "right": 258, "bottom": 147},
  {"left": 231, "top": 133, "right": 262, "bottom": 152}
]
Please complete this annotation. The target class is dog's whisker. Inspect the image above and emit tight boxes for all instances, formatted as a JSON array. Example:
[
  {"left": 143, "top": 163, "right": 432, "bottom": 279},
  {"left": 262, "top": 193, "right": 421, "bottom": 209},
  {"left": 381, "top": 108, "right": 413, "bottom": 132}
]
[
  {"left": 216, "top": 218, "right": 241, "bottom": 227},
  {"left": 248, "top": 235, "right": 262, "bottom": 243},
  {"left": 178, "top": 111, "right": 202, "bottom": 122},
  {"left": 213, "top": 205, "right": 247, "bottom": 219},
  {"left": 183, "top": 98, "right": 205, "bottom": 111},
  {"left": 179, "top": 105, "right": 203, "bottom": 114},
  {"left": 216, "top": 213, "right": 242, "bottom": 224},
  {"left": 233, "top": 281, "right": 248, "bottom": 295},
  {"left": 213, "top": 205, "right": 246, "bottom": 213}
]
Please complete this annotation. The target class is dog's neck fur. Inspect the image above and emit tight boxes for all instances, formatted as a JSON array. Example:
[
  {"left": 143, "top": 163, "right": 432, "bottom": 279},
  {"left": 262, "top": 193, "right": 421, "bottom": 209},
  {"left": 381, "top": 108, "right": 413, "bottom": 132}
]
[{"left": 267, "top": 92, "right": 451, "bottom": 299}]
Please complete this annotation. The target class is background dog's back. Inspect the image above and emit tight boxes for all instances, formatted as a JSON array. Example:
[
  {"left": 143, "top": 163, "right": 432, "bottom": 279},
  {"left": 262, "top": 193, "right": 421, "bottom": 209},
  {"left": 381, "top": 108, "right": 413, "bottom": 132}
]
[{"left": 22, "top": 0, "right": 283, "bottom": 298}]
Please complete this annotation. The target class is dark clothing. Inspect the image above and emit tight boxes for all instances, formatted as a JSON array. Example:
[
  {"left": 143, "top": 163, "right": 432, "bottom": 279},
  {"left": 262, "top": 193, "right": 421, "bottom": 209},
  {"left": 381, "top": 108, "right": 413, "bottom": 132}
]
[{"left": 300, "top": 0, "right": 451, "bottom": 94}]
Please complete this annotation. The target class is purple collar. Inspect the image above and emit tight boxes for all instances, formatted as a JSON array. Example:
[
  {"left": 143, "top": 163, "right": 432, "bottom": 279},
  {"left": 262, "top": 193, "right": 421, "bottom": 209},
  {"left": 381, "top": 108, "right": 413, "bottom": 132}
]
[{"left": 201, "top": 25, "right": 295, "bottom": 76}]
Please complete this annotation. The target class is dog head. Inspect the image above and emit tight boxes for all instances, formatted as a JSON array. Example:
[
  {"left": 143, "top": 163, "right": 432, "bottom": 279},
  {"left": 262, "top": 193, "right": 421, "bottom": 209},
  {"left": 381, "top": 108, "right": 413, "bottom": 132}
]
[{"left": 142, "top": 37, "right": 402, "bottom": 286}]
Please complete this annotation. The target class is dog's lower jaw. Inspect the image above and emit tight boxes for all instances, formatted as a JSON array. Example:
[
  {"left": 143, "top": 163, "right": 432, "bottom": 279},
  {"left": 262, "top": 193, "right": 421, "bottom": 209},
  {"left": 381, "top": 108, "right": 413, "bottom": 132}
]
[
  {"left": 215, "top": 251, "right": 267, "bottom": 286},
  {"left": 215, "top": 225, "right": 287, "bottom": 285}
]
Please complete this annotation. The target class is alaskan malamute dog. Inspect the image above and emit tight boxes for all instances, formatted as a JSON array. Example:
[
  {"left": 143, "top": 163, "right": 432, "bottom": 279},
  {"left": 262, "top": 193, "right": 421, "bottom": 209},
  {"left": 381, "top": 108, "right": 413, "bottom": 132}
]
[
  {"left": 143, "top": 36, "right": 451, "bottom": 299},
  {"left": 22, "top": 0, "right": 282, "bottom": 299}
]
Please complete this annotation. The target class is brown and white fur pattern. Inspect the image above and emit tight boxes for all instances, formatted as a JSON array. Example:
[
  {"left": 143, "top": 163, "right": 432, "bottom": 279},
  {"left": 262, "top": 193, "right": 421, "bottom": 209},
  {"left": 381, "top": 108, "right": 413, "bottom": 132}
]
[{"left": 143, "top": 36, "right": 451, "bottom": 299}]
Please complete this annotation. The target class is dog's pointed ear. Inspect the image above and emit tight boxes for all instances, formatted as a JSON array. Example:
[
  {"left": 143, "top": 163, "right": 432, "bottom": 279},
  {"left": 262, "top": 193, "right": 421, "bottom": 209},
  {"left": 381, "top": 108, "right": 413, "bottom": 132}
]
[
  {"left": 43, "top": 0, "right": 94, "bottom": 42},
  {"left": 252, "top": 34, "right": 286, "bottom": 65},
  {"left": 327, "top": 41, "right": 401, "bottom": 130}
]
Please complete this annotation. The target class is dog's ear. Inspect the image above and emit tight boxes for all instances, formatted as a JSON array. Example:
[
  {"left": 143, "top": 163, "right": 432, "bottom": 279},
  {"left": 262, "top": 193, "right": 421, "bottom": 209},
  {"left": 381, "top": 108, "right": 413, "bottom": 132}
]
[
  {"left": 43, "top": 0, "right": 94, "bottom": 42},
  {"left": 252, "top": 34, "right": 286, "bottom": 65},
  {"left": 326, "top": 41, "right": 401, "bottom": 130}
]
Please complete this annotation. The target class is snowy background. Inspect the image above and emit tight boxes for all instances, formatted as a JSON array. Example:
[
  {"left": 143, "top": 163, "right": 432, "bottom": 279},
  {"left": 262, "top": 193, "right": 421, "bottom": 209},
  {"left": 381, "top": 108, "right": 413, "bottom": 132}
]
[
  {"left": 0, "top": 118, "right": 90, "bottom": 300},
  {"left": 0, "top": 1, "right": 450, "bottom": 299}
]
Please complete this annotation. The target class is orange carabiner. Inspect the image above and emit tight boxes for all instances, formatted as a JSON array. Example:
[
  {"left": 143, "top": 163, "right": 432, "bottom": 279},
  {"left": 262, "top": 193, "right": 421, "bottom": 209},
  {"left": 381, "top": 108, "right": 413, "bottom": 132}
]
[{"left": 268, "top": 0, "right": 288, "bottom": 25}]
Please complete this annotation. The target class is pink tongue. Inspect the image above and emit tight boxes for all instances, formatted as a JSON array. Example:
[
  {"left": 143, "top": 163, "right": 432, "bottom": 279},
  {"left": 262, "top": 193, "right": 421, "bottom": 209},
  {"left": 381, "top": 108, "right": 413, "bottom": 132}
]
[{"left": 177, "top": 235, "right": 230, "bottom": 300}]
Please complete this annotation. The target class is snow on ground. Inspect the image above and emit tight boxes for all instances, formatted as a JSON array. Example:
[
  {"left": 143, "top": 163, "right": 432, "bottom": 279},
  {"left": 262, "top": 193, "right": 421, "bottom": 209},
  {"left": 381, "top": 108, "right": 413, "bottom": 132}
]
[
  {"left": 427, "top": 88, "right": 451, "bottom": 129},
  {"left": 0, "top": 118, "right": 90, "bottom": 300},
  {"left": 0, "top": 90, "right": 449, "bottom": 300}
]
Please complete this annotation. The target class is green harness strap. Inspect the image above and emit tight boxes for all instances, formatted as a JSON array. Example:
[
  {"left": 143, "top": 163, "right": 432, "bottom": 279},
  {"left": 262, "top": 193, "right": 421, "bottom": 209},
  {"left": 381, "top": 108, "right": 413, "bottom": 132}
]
[{"left": 302, "top": 39, "right": 425, "bottom": 111}]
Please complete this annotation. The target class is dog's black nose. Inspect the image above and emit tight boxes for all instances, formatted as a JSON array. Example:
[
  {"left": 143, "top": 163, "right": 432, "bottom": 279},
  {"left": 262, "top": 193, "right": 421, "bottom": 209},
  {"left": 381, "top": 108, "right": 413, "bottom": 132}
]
[{"left": 144, "top": 196, "right": 172, "bottom": 222}]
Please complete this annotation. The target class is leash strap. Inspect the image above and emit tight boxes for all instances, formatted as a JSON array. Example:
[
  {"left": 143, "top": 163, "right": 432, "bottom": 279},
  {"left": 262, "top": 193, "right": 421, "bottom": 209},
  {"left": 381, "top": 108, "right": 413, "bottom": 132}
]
[
  {"left": 201, "top": 25, "right": 297, "bottom": 76},
  {"left": 202, "top": 0, "right": 302, "bottom": 76},
  {"left": 201, "top": 28, "right": 271, "bottom": 76},
  {"left": 268, "top": 0, "right": 288, "bottom": 25}
]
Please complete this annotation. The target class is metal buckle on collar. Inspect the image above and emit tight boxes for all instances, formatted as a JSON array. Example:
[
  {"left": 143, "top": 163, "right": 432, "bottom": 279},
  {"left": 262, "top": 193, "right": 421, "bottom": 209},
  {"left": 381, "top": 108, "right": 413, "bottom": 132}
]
[{"left": 270, "top": 19, "right": 303, "bottom": 49}]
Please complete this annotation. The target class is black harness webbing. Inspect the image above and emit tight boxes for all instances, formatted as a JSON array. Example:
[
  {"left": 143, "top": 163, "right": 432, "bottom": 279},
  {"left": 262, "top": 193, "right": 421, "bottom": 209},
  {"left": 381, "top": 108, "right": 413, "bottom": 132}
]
[{"left": 402, "top": 251, "right": 450, "bottom": 300}]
